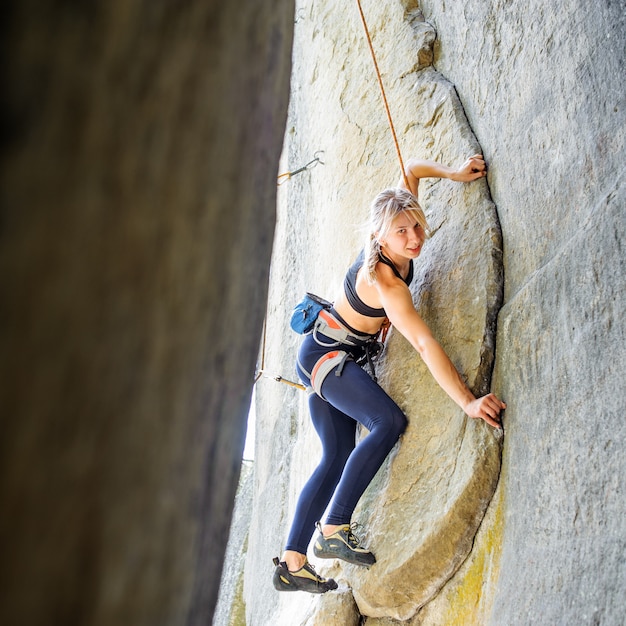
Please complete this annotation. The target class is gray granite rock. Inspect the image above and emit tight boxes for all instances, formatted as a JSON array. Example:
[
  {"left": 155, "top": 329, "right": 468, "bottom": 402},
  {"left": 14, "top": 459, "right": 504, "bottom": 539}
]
[
  {"left": 418, "top": 1, "right": 626, "bottom": 624},
  {"left": 242, "top": 0, "right": 625, "bottom": 624}
]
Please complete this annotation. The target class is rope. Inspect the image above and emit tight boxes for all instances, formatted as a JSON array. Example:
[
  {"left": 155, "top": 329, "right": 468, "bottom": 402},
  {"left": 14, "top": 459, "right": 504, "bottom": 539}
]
[
  {"left": 355, "top": 0, "right": 410, "bottom": 190},
  {"left": 255, "top": 316, "right": 306, "bottom": 391},
  {"left": 253, "top": 317, "right": 268, "bottom": 384}
]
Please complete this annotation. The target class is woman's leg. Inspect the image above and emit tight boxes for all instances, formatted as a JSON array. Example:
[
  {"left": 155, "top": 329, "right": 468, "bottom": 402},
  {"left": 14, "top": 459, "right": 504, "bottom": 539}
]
[
  {"left": 320, "top": 360, "right": 407, "bottom": 526},
  {"left": 284, "top": 393, "right": 357, "bottom": 555}
]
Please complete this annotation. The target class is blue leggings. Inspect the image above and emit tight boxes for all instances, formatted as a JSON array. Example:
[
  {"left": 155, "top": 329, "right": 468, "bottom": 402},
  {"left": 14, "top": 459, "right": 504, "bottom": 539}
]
[{"left": 285, "top": 332, "right": 407, "bottom": 554}]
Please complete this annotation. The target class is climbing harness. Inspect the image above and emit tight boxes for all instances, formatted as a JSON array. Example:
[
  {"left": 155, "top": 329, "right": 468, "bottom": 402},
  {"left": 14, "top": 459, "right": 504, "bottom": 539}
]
[
  {"left": 313, "top": 309, "right": 384, "bottom": 386},
  {"left": 355, "top": 0, "right": 410, "bottom": 190},
  {"left": 294, "top": 309, "right": 385, "bottom": 399},
  {"left": 314, "top": 309, "right": 377, "bottom": 348},
  {"left": 277, "top": 151, "right": 325, "bottom": 186},
  {"left": 308, "top": 350, "right": 349, "bottom": 398},
  {"left": 256, "top": 305, "right": 384, "bottom": 396}
]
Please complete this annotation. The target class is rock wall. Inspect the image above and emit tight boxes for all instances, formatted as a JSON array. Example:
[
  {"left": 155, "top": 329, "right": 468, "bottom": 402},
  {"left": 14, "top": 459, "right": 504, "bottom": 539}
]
[
  {"left": 0, "top": 2, "right": 292, "bottom": 626},
  {"left": 215, "top": 461, "right": 255, "bottom": 626},
  {"left": 242, "top": 0, "right": 626, "bottom": 624},
  {"left": 418, "top": 1, "right": 626, "bottom": 624}
]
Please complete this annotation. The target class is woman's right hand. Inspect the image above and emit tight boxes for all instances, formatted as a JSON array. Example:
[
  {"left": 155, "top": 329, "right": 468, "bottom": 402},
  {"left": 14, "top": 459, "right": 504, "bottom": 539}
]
[{"left": 464, "top": 393, "right": 506, "bottom": 429}]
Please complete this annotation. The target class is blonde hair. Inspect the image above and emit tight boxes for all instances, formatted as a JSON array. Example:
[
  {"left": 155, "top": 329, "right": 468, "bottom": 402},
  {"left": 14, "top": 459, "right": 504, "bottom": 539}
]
[{"left": 363, "top": 188, "right": 429, "bottom": 284}]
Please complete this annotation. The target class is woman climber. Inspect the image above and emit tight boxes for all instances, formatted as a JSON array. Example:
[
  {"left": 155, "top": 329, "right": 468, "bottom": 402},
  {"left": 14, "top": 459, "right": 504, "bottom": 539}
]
[{"left": 272, "top": 155, "right": 506, "bottom": 593}]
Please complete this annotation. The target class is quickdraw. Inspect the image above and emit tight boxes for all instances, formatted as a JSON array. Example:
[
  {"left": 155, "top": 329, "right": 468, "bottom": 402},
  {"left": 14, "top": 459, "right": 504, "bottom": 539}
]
[
  {"left": 254, "top": 317, "right": 306, "bottom": 391},
  {"left": 277, "top": 151, "right": 325, "bottom": 186}
]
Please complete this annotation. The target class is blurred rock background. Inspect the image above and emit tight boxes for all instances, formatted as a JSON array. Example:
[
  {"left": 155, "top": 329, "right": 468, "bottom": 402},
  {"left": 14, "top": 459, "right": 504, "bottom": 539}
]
[{"left": 0, "top": 2, "right": 293, "bottom": 625}]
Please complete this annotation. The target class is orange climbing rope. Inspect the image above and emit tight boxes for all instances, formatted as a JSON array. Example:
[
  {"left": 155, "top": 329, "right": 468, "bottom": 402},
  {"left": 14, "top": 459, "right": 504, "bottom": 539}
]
[{"left": 355, "top": 0, "right": 410, "bottom": 190}]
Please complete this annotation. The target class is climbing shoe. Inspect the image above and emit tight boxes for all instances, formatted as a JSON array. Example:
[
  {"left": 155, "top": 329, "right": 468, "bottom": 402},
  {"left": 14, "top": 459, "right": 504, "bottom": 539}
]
[
  {"left": 313, "top": 522, "right": 376, "bottom": 567},
  {"left": 272, "top": 557, "right": 338, "bottom": 593}
]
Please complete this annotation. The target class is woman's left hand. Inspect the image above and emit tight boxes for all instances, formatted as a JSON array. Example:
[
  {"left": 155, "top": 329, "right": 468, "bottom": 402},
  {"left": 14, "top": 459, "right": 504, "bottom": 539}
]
[
  {"left": 452, "top": 154, "right": 487, "bottom": 182},
  {"left": 464, "top": 393, "right": 506, "bottom": 429}
]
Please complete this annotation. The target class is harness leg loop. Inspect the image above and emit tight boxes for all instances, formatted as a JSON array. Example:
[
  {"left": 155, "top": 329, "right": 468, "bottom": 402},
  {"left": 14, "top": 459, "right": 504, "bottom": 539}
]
[{"left": 310, "top": 350, "right": 350, "bottom": 399}]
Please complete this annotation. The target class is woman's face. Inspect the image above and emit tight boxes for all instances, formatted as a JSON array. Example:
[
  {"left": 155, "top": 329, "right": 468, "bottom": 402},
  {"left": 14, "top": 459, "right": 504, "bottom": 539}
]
[{"left": 380, "top": 211, "right": 425, "bottom": 262}]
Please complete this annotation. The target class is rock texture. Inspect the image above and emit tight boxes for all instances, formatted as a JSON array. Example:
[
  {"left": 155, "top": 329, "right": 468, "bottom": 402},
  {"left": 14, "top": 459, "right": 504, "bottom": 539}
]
[
  {"left": 238, "top": 0, "right": 626, "bottom": 624},
  {"left": 419, "top": 1, "right": 626, "bottom": 624},
  {"left": 0, "top": 2, "right": 292, "bottom": 626},
  {"left": 214, "top": 461, "right": 255, "bottom": 626},
  {"left": 245, "top": 1, "right": 505, "bottom": 623}
]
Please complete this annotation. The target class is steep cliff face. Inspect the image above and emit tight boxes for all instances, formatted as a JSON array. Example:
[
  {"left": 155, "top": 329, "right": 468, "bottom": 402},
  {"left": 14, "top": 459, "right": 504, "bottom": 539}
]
[
  {"left": 419, "top": 2, "right": 626, "bottom": 624},
  {"left": 241, "top": 0, "right": 625, "bottom": 624}
]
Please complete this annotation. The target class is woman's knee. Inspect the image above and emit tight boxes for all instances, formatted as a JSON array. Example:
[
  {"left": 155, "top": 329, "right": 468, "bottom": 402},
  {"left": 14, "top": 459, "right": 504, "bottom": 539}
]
[
  {"left": 370, "top": 405, "right": 407, "bottom": 442},
  {"left": 390, "top": 407, "right": 408, "bottom": 439}
]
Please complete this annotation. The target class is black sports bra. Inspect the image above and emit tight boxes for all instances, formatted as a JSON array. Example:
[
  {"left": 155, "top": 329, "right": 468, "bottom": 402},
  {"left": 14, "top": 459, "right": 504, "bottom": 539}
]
[{"left": 343, "top": 250, "right": 414, "bottom": 317}]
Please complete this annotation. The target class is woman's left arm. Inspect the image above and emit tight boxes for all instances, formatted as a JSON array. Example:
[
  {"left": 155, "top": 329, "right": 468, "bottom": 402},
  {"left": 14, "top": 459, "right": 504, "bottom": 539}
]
[
  {"left": 398, "top": 155, "right": 487, "bottom": 196},
  {"left": 378, "top": 277, "right": 505, "bottom": 429}
]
